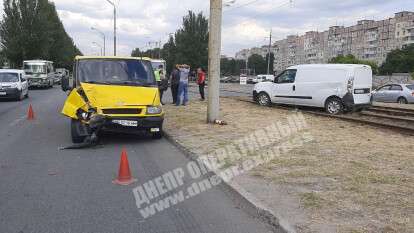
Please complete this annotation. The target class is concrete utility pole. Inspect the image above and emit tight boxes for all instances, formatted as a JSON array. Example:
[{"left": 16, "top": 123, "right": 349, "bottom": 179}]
[
  {"left": 267, "top": 29, "right": 272, "bottom": 75},
  {"left": 106, "top": 0, "right": 116, "bottom": 56},
  {"left": 207, "top": 0, "right": 223, "bottom": 123},
  {"left": 91, "top": 27, "right": 106, "bottom": 56}
]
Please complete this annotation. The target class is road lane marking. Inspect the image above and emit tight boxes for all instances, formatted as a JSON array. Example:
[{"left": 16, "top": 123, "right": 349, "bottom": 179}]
[{"left": 9, "top": 115, "right": 26, "bottom": 127}]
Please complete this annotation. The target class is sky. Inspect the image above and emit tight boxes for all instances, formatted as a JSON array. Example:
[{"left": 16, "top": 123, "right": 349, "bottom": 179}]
[{"left": 1, "top": 0, "right": 413, "bottom": 56}]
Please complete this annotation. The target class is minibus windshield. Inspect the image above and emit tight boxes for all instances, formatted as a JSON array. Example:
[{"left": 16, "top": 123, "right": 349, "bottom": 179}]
[
  {"left": 78, "top": 59, "right": 156, "bottom": 87},
  {"left": 24, "top": 64, "right": 46, "bottom": 74}
]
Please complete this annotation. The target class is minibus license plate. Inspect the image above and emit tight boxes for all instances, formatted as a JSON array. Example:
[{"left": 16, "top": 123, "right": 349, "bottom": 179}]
[
  {"left": 0, "top": 92, "right": 6, "bottom": 95},
  {"left": 112, "top": 120, "right": 138, "bottom": 127}
]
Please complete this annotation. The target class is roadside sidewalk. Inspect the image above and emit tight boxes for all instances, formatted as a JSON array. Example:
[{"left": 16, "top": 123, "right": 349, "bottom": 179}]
[{"left": 162, "top": 98, "right": 414, "bottom": 233}]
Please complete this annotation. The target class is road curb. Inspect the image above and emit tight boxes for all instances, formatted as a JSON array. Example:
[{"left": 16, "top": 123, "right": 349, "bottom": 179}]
[{"left": 163, "top": 131, "right": 292, "bottom": 233}]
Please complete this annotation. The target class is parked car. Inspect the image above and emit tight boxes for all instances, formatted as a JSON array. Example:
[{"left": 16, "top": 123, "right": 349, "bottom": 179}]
[
  {"left": 253, "top": 64, "right": 373, "bottom": 114},
  {"left": 0, "top": 69, "right": 29, "bottom": 101},
  {"left": 371, "top": 84, "right": 414, "bottom": 104},
  {"left": 221, "top": 76, "right": 232, "bottom": 83},
  {"left": 254, "top": 74, "right": 275, "bottom": 83},
  {"left": 246, "top": 76, "right": 255, "bottom": 84},
  {"left": 230, "top": 76, "right": 240, "bottom": 83}
]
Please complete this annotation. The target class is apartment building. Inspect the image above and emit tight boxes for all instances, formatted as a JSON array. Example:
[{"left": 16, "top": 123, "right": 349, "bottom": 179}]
[{"left": 235, "top": 11, "right": 414, "bottom": 74}]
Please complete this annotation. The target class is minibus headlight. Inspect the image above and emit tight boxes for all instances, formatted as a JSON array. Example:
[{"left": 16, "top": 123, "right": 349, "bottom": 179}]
[
  {"left": 147, "top": 106, "right": 162, "bottom": 114},
  {"left": 10, "top": 83, "right": 19, "bottom": 89}
]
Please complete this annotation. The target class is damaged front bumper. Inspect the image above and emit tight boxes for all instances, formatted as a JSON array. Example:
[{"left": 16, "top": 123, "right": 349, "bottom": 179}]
[{"left": 73, "top": 115, "right": 164, "bottom": 137}]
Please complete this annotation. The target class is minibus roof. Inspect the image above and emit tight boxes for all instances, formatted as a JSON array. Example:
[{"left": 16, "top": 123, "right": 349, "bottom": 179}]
[{"left": 75, "top": 56, "right": 152, "bottom": 61}]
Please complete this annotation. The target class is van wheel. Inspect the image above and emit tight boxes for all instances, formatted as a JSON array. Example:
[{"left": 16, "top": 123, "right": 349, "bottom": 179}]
[
  {"left": 71, "top": 119, "right": 87, "bottom": 143},
  {"left": 397, "top": 97, "right": 408, "bottom": 104},
  {"left": 325, "top": 97, "right": 343, "bottom": 115},
  {"left": 257, "top": 92, "right": 271, "bottom": 106}
]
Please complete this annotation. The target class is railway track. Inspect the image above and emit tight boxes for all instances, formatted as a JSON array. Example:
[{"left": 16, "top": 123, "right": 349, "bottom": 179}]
[{"left": 228, "top": 96, "right": 414, "bottom": 135}]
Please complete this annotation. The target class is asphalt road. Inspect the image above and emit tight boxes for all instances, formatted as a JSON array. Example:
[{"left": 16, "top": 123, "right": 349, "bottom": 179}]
[{"left": 0, "top": 87, "right": 277, "bottom": 233}]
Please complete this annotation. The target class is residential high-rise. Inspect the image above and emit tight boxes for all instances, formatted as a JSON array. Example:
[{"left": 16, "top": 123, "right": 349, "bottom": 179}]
[{"left": 235, "top": 11, "right": 414, "bottom": 74}]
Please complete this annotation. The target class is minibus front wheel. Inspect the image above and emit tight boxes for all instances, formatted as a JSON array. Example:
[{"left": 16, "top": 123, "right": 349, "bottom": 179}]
[{"left": 71, "top": 119, "right": 88, "bottom": 143}]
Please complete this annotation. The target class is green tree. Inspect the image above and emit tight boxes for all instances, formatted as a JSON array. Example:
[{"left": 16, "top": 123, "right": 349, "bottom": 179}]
[
  {"left": 379, "top": 45, "right": 414, "bottom": 75},
  {"left": 248, "top": 54, "right": 267, "bottom": 74},
  {"left": 161, "top": 35, "right": 177, "bottom": 75},
  {"left": 221, "top": 58, "right": 246, "bottom": 75},
  {"left": 329, "top": 54, "right": 379, "bottom": 74},
  {"left": 0, "top": 0, "right": 81, "bottom": 69},
  {"left": 131, "top": 48, "right": 141, "bottom": 57},
  {"left": 131, "top": 11, "right": 208, "bottom": 74},
  {"left": 171, "top": 11, "right": 209, "bottom": 70}
]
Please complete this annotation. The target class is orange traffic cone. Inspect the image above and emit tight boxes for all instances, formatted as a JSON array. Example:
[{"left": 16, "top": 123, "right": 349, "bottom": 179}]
[
  {"left": 27, "top": 104, "right": 35, "bottom": 120},
  {"left": 112, "top": 148, "right": 137, "bottom": 186}
]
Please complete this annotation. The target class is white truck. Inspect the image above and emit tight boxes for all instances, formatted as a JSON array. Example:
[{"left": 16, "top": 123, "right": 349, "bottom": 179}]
[
  {"left": 150, "top": 59, "right": 166, "bottom": 75},
  {"left": 23, "top": 60, "right": 55, "bottom": 88},
  {"left": 253, "top": 64, "right": 373, "bottom": 114}
]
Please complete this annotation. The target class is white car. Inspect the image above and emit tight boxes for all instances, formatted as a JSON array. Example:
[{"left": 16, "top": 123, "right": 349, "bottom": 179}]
[
  {"left": 0, "top": 69, "right": 29, "bottom": 101},
  {"left": 256, "top": 74, "right": 275, "bottom": 83},
  {"left": 253, "top": 64, "right": 373, "bottom": 114}
]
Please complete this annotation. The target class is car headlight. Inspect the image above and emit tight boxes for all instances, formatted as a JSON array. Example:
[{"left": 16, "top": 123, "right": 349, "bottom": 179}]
[
  {"left": 10, "top": 83, "right": 19, "bottom": 88},
  {"left": 146, "top": 106, "right": 162, "bottom": 114}
]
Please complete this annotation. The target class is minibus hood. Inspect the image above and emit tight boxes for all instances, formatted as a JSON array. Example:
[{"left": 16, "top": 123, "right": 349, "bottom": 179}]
[{"left": 80, "top": 82, "right": 158, "bottom": 108}]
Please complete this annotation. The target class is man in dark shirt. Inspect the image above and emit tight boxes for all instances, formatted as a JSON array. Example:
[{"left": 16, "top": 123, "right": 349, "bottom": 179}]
[{"left": 170, "top": 66, "right": 180, "bottom": 104}]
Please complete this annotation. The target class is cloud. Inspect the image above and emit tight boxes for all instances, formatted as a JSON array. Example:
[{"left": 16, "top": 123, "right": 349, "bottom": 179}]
[{"left": 1, "top": 0, "right": 413, "bottom": 57}]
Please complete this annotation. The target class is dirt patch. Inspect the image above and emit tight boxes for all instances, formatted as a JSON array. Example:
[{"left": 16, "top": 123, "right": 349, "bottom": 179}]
[{"left": 163, "top": 98, "right": 414, "bottom": 233}]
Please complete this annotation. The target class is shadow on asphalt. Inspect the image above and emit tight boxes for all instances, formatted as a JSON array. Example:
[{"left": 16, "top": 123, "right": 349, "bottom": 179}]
[{"left": 97, "top": 132, "right": 156, "bottom": 146}]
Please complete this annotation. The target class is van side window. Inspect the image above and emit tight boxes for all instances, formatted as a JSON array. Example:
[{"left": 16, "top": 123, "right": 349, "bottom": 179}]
[
  {"left": 390, "top": 85, "right": 402, "bottom": 91},
  {"left": 277, "top": 69, "right": 297, "bottom": 84}
]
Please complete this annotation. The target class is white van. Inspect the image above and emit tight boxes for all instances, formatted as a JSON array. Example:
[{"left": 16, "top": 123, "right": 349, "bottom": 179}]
[
  {"left": 0, "top": 69, "right": 29, "bottom": 101},
  {"left": 255, "top": 74, "right": 275, "bottom": 83},
  {"left": 253, "top": 64, "right": 373, "bottom": 114}
]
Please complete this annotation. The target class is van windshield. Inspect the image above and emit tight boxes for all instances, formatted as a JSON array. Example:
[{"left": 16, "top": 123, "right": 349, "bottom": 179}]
[
  {"left": 77, "top": 59, "right": 156, "bottom": 87},
  {"left": 0, "top": 73, "right": 19, "bottom": 82}
]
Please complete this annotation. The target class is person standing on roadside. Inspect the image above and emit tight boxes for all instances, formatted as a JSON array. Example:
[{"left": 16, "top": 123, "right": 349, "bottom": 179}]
[
  {"left": 170, "top": 66, "right": 180, "bottom": 104},
  {"left": 158, "top": 70, "right": 168, "bottom": 105},
  {"left": 154, "top": 65, "right": 162, "bottom": 86},
  {"left": 176, "top": 64, "right": 190, "bottom": 106},
  {"left": 197, "top": 67, "right": 206, "bottom": 101}
]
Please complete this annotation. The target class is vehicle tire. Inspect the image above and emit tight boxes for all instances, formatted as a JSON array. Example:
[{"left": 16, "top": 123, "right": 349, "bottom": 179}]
[
  {"left": 397, "top": 97, "right": 408, "bottom": 104},
  {"left": 152, "top": 130, "right": 163, "bottom": 139},
  {"left": 25, "top": 91, "right": 29, "bottom": 98},
  {"left": 325, "top": 97, "right": 344, "bottom": 115},
  {"left": 71, "top": 119, "right": 87, "bottom": 143},
  {"left": 256, "top": 92, "right": 271, "bottom": 106}
]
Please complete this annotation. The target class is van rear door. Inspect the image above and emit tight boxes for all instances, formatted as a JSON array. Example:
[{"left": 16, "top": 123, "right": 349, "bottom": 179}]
[{"left": 353, "top": 66, "right": 372, "bottom": 105}]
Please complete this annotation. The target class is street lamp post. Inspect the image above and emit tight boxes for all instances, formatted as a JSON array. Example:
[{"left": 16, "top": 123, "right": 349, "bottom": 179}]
[
  {"left": 106, "top": 0, "right": 116, "bottom": 56},
  {"left": 92, "top": 42, "right": 103, "bottom": 56},
  {"left": 91, "top": 27, "right": 106, "bottom": 56}
]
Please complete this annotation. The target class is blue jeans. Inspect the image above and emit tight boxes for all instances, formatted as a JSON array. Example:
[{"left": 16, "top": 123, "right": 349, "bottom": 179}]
[{"left": 176, "top": 81, "right": 188, "bottom": 106}]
